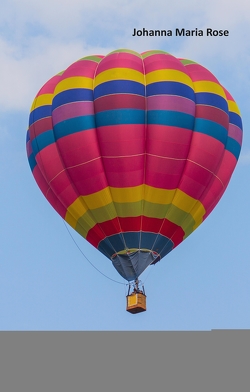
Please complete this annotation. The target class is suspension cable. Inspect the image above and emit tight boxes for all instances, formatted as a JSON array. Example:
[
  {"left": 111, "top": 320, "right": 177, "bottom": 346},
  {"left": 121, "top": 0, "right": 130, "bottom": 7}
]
[{"left": 63, "top": 220, "right": 125, "bottom": 286}]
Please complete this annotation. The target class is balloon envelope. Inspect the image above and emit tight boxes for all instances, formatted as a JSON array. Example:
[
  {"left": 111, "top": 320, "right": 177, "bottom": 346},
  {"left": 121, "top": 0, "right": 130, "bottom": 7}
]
[{"left": 26, "top": 49, "right": 243, "bottom": 281}]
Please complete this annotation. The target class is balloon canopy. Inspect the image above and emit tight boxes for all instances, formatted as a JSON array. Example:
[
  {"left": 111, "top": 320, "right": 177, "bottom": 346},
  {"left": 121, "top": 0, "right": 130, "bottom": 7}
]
[{"left": 26, "top": 49, "right": 243, "bottom": 282}]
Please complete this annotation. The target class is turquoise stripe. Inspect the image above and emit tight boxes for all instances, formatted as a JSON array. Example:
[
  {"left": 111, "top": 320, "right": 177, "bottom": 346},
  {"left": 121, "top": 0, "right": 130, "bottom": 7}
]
[
  {"left": 31, "top": 130, "right": 55, "bottom": 156},
  {"left": 226, "top": 137, "right": 241, "bottom": 159},
  {"left": 53, "top": 115, "right": 96, "bottom": 139},
  {"left": 194, "top": 118, "right": 228, "bottom": 145},
  {"left": 95, "top": 109, "right": 145, "bottom": 126},
  {"left": 28, "top": 152, "right": 37, "bottom": 171},
  {"left": 147, "top": 110, "right": 194, "bottom": 129}
]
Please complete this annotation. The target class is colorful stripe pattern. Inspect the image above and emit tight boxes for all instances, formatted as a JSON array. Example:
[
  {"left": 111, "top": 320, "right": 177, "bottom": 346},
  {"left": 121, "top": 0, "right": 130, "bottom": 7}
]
[{"left": 26, "top": 49, "right": 243, "bottom": 281}]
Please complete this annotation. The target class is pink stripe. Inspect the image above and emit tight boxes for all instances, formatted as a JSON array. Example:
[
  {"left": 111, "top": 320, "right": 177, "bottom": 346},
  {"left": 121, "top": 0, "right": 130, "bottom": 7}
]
[
  {"left": 178, "top": 173, "right": 207, "bottom": 200},
  {"left": 97, "top": 124, "right": 145, "bottom": 156},
  {"left": 102, "top": 155, "right": 144, "bottom": 188},
  {"left": 56, "top": 129, "right": 100, "bottom": 167},
  {"left": 147, "top": 95, "right": 195, "bottom": 115},
  {"left": 36, "top": 144, "right": 67, "bottom": 183},
  {"left": 224, "top": 87, "right": 234, "bottom": 101},
  {"left": 213, "top": 150, "right": 237, "bottom": 185},
  {"left": 143, "top": 53, "right": 186, "bottom": 73},
  {"left": 52, "top": 102, "right": 94, "bottom": 125},
  {"left": 183, "top": 63, "right": 219, "bottom": 83},
  {"left": 95, "top": 52, "right": 144, "bottom": 75},
  {"left": 33, "top": 165, "right": 68, "bottom": 219},
  {"left": 147, "top": 124, "right": 193, "bottom": 145},
  {"left": 194, "top": 150, "right": 236, "bottom": 216},
  {"left": 228, "top": 123, "right": 243, "bottom": 144},
  {"left": 63, "top": 159, "right": 108, "bottom": 195},
  {"left": 36, "top": 75, "right": 61, "bottom": 96},
  {"left": 202, "top": 177, "right": 225, "bottom": 219},
  {"left": 146, "top": 124, "right": 192, "bottom": 159},
  {"left": 187, "top": 133, "right": 225, "bottom": 173},
  {"left": 61, "top": 59, "right": 101, "bottom": 78},
  {"left": 33, "top": 165, "right": 50, "bottom": 195},
  {"left": 145, "top": 155, "right": 186, "bottom": 189}
]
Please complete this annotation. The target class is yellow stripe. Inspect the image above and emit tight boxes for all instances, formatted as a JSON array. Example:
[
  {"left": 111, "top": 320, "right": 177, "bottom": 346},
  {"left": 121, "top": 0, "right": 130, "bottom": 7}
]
[
  {"left": 65, "top": 197, "right": 88, "bottom": 227},
  {"left": 83, "top": 187, "right": 113, "bottom": 209},
  {"left": 94, "top": 68, "right": 145, "bottom": 87},
  {"left": 30, "top": 94, "right": 54, "bottom": 111},
  {"left": 144, "top": 185, "right": 175, "bottom": 204},
  {"left": 228, "top": 99, "right": 241, "bottom": 115},
  {"left": 65, "top": 186, "right": 205, "bottom": 214},
  {"left": 54, "top": 76, "right": 93, "bottom": 95},
  {"left": 64, "top": 186, "right": 206, "bottom": 235},
  {"left": 146, "top": 69, "right": 193, "bottom": 88},
  {"left": 111, "top": 185, "right": 144, "bottom": 203},
  {"left": 193, "top": 81, "right": 226, "bottom": 98}
]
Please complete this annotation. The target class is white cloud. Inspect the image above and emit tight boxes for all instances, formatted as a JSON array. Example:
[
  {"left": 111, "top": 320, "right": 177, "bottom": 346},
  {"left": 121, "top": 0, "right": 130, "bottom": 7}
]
[{"left": 1, "top": 0, "right": 250, "bottom": 113}]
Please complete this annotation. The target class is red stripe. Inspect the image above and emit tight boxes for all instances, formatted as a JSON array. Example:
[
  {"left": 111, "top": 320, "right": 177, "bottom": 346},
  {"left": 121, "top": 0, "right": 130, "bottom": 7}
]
[
  {"left": 29, "top": 117, "right": 53, "bottom": 139},
  {"left": 86, "top": 225, "right": 106, "bottom": 248},
  {"left": 119, "top": 217, "right": 141, "bottom": 232},
  {"left": 160, "top": 219, "right": 185, "bottom": 243},
  {"left": 86, "top": 216, "right": 184, "bottom": 248},
  {"left": 94, "top": 94, "right": 145, "bottom": 112},
  {"left": 196, "top": 105, "right": 229, "bottom": 127}
]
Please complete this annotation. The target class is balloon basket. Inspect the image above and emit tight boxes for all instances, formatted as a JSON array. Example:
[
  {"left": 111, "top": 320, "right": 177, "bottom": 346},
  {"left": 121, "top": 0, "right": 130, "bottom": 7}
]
[{"left": 126, "top": 292, "right": 147, "bottom": 314}]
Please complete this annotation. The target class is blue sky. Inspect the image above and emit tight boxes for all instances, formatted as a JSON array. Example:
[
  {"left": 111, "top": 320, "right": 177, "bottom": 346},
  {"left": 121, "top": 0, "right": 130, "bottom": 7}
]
[{"left": 0, "top": 0, "right": 250, "bottom": 330}]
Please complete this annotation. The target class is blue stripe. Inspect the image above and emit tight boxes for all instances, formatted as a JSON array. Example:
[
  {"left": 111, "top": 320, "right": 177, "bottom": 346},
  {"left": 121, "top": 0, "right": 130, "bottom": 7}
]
[
  {"left": 52, "top": 88, "right": 93, "bottom": 109},
  {"left": 98, "top": 234, "right": 125, "bottom": 258},
  {"left": 31, "top": 130, "right": 55, "bottom": 156},
  {"left": 196, "top": 92, "right": 228, "bottom": 112},
  {"left": 229, "top": 112, "right": 243, "bottom": 129},
  {"left": 194, "top": 118, "right": 228, "bottom": 145},
  {"left": 226, "top": 137, "right": 241, "bottom": 159},
  {"left": 140, "top": 232, "right": 174, "bottom": 254},
  {"left": 158, "top": 236, "right": 175, "bottom": 258},
  {"left": 97, "top": 232, "right": 174, "bottom": 259},
  {"left": 94, "top": 80, "right": 145, "bottom": 99},
  {"left": 29, "top": 105, "right": 51, "bottom": 126},
  {"left": 146, "top": 81, "right": 195, "bottom": 100},
  {"left": 53, "top": 115, "right": 96, "bottom": 139},
  {"left": 147, "top": 110, "right": 194, "bottom": 129},
  {"left": 95, "top": 109, "right": 145, "bottom": 127}
]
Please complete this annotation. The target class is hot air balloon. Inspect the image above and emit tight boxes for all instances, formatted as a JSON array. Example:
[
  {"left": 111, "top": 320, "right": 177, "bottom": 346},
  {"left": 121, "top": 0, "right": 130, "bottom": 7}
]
[{"left": 26, "top": 49, "right": 243, "bottom": 313}]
